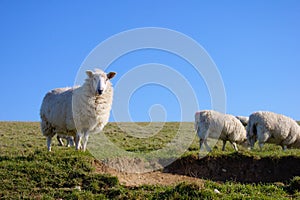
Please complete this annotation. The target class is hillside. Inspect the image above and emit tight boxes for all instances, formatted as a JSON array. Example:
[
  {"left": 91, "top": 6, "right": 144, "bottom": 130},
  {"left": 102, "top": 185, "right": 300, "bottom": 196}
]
[{"left": 0, "top": 122, "right": 300, "bottom": 199}]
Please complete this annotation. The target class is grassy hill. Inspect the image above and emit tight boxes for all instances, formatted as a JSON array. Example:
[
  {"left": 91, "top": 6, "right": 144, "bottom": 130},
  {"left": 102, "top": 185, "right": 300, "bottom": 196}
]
[{"left": 0, "top": 122, "right": 300, "bottom": 199}]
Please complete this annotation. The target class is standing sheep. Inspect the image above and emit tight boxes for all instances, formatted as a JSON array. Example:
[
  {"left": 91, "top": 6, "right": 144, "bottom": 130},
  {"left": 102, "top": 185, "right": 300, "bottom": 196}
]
[
  {"left": 40, "top": 69, "right": 116, "bottom": 151},
  {"left": 195, "top": 110, "right": 248, "bottom": 153},
  {"left": 247, "top": 111, "right": 300, "bottom": 150}
]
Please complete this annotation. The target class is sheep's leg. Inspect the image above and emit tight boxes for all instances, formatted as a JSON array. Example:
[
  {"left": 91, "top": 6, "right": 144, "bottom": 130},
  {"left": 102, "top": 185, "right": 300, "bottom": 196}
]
[
  {"left": 257, "top": 127, "right": 269, "bottom": 151},
  {"left": 57, "top": 135, "right": 64, "bottom": 146},
  {"left": 66, "top": 138, "right": 70, "bottom": 147},
  {"left": 282, "top": 145, "right": 287, "bottom": 151},
  {"left": 248, "top": 136, "right": 255, "bottom": 150},
  {"left": 204, "top": 140, "right": 212, "bottom": 152},
  {"left": 199, "top": 138, "right": 205, "bottom": 159},
  {"left": 222, "top": 140, "right": 227, "bottom": 151},
  {"left": 249, "top": 124, "right": 258, "bottom": 150},
  {"left": 47, "top": 136, "right": 52, "bottom": 151},
  {"left": 199, "top": 138, "right": 211, "bottom": 152},
  {"left": 258, "top": 142, "right": 264, "bottom": 150},
  {"left": 198, "top": 138, "right": 211, "bottom": 158},
  {"left": 230, "top": 141, "right": 238, "bottom": 151},
  {"left": 202, "top": 130, "right": 212, "bottom": 152},
  {"left": 198, "top": 138, "right": 205, "bottom": 159},
  {"left": 198, "top": 138, "right": 202, "bottom": 159},
  {"left": 199, "top": 138, "right": 204, "bottom": 151},
  {"left": 82, "top": 132, "right": 89, "bottom": 152},
  {"left": 67, "top": 137, "right": 74, "bottom": 147},
  {"left": 65, "top": 136, "right": 74, "bottom": 147},
  {"left": 75, "top": 133, "right": 82, "bottom": 150}
]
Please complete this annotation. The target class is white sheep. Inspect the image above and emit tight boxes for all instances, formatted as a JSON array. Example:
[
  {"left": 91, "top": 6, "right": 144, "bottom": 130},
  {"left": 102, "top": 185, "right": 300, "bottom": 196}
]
[
  {"left": 247, "top": 111, "right": 300, "bottom": 150},
  {"left": 40, "top": 69, "right": 116, "bottom": 151},
  {"left": 195, "top": 110, "right": 248, "bottom": 153}
]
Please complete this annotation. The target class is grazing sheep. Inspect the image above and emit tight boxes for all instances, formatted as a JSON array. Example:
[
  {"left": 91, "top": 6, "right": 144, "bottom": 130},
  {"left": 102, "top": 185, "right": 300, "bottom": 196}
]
[
  {"left": 195, "top": 110, "right": 248, "bottom": 153},
  {"left": 247, "top": 111, "right": 300, "bottom": 150},
  {"left": 235, "top": 116, "right": 249, "bottom": 127},
  {"left": 40, "top": 69, "right": 116, "bottom": 151}
]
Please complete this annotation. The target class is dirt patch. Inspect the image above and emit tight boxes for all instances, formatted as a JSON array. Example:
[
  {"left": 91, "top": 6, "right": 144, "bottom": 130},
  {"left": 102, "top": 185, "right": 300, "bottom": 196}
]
[
  {"left": 94, "top": 159, "right": 204, "bottom": 187},
  {"left": 165, "top": 154, "right": 300, "bottom": 183},
  {"left": 94, "top": 154, "right": 300, "bottom": 186}
]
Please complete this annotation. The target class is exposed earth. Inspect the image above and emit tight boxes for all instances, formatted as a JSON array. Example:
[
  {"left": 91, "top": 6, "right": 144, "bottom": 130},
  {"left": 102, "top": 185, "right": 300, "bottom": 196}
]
[{"left": 94, "top": 154, "right": 300, "bottom": 186}]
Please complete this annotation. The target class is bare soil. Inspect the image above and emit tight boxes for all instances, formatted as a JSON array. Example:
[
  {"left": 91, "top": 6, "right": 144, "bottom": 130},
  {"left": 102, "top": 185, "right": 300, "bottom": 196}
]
[
  {"left": 165, "top": 154, "right": 300, "bottom": 183},
  {"left": 94, "top": 159, "right": 204, "bottom": 187},
  {"left": 94, "top": 154, "right": 300, "bottom": 186}
]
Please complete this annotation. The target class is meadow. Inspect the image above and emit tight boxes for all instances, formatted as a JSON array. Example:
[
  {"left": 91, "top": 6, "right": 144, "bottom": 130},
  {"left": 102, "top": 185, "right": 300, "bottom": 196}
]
[{"left": 0, "top": 121, "right": 300, "bottom": 199}]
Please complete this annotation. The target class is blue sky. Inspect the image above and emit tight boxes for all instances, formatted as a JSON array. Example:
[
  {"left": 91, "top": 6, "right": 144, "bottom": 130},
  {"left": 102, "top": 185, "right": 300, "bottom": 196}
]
[{"left": 0, "top": 1, "right": 299, "bottom": 122}]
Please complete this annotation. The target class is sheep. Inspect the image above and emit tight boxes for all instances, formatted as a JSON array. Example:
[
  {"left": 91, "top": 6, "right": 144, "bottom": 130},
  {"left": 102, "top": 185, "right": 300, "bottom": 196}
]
[
  {"left": 195, "top": 110, "right": 248, "bottom": 153},
  {"left": 40, "top": 69, "right": 116, "bottom": 151},
  {"left": 235, "top": 116, "right": 249, "bottom": 127},
  {"left": 247, "top": 111, "right": 300, "bottom": 150}
]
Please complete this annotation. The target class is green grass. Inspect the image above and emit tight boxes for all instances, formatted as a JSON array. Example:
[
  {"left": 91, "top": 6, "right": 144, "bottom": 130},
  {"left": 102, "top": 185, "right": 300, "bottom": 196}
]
[
  {"left": 0, "top": 121, "right": 300, "bottom": 199},
  {"left": 103, "top": 122, "right": 193, "bottom": 152},
  {"left": 104, "top": 122, "right": 300, "bottom": 159}
]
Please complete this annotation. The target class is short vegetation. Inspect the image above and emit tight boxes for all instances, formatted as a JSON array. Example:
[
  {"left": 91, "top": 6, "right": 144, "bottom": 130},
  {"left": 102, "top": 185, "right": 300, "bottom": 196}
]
[{"left": 0, "top": 122, "right": 300, "bottom": 199}]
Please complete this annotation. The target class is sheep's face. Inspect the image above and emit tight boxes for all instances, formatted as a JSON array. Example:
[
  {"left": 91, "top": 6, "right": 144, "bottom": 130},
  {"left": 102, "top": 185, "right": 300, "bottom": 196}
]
[{"left": 86, "top": 70, "right": 116, "bottom": 95}]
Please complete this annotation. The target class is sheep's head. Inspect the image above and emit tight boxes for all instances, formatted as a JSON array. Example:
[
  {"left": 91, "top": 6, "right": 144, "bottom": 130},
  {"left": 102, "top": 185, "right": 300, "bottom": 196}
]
[
  {"left": 240, "top": 138, "right": 250, "bottom": 149},
  {"left": 86, "top": 69, "right": 116, "bottom": 95}
]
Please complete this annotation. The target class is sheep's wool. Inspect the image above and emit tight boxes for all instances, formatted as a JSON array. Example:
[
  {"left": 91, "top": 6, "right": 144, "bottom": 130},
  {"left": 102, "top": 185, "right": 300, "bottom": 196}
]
[
  {"left": 195, "top": 110, "right": 247, "bottom": 151},
  {"left": 40, "top": 69, "right": 114, "bottom": 151},
  {"left": 247, "top": 111, "right": 300, "bottom": 149}
]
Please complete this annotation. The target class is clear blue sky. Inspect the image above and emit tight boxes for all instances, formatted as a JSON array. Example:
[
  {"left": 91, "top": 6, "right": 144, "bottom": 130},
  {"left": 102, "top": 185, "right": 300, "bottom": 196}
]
[{"left": 0, "top": 1, "right": 299, "bottom": 122}]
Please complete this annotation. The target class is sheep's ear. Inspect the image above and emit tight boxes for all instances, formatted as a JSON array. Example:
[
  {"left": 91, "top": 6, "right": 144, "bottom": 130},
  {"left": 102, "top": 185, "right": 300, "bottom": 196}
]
[
  {"left": 86, "top": 70, "right": 94, "bottom": 78},
  {"left": 107, "top": 72, "right": 116, "bottom": 79}
]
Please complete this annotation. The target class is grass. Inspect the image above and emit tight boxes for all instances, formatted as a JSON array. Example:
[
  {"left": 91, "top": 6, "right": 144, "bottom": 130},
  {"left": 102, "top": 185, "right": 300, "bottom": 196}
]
[
  {"left": 0, "top": 121, "right": 300, "bottom": 199},
  {"left": 103, "top": 122, "right": 191, "bottom": 152},
  {"left": 104, "top": 122, "right": 300, "bottom": 160}
]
